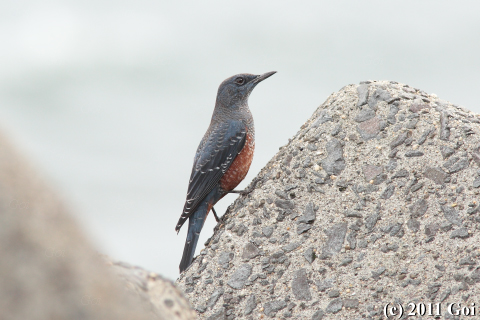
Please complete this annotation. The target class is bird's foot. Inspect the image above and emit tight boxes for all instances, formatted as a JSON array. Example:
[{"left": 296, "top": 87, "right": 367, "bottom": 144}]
[
  {"left": 212, "top": 207, "right": 220, "bottom": 222},
  {"left": 228, "top": 177, "right": 261, "bottom": 195},
  {"left": 228, "top": 189, "right": 251, "bottom": 195}
]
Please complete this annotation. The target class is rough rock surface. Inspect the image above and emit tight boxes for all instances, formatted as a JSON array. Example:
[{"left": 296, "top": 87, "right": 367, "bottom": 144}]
[
  {"left": 109, "top": 259, "right": 197, "bottom": 319},
  {"left": 0, "top": 132, "right": 195, "bottom": 320},
  {"left": 176, "top": 81, "right": 480, "bottom": 319}
]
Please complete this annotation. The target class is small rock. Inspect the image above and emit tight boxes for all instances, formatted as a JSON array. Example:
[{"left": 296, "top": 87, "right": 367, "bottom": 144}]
[
  {"left": 409, "top": 100, "right": 429, "bottom": 113},
  {"left": 325, "top": 298, "right": 343, "bottom": 314},
  {"left": 328, "top": 289, "right": 340, "bottom": 298},
  {"left": 218, "top": 252, "right": 234, "bottom": 269},
  {"left": 474, "top": 178, "right": 480, "bottom": 188},
  {"left": 450, "top": 228, "right": 469, "bottom": 239},
  {"left": 206, "top": 308, "right": 225, "bottom": 320},
  {"left": 368, "top": 89, "right": 391, "bottom": 110},
  {"left": 407, "top": 219, "right": 420, "bottom": 233},
  {"left": 320, "top": 223, "right": 347, "bottom": 258},
  {"left": 330, "top": 124, "right": 342, "bottom": 136},
  {"left": 297, "top": 202, "right": 316, "bottom": 224},
  {"left": 409, "top": 199, "right": 428, "bottom": 218},
  {"left": 387, "top": 105, "right": 399, "bottom": 124},
  {"left": 313, "top": 110, "right": 333, "bottom": 126},
  {"left": 392, "top": 169, "right": 409, "bottom": 179},
  {"left": 244, "top": 295, "right": 257, "bottom": 315},
  {"left": 207, "top": 287, "right": 225, "bottom": 308},
  {"left": 372, "top": 266, "right": 386, "bottom": 279},
  {"left": 275, "top": 199, "right": 295, "bottom": 210},
  {"left": 346, "top": 232, "right": 357, "bottom": 250},
  {"left": 227, "top": 264, "right": 252, "bottom": 289},
  {"left": 404, "top": 137, "right": 414, "bottom": 146},
  {"left": 441, "top": 205, "right": 463, "bottom": 226},
  {"left": 242, "top": 243, "right": 260, "bottom": 260},
  {"left": 405, "top": 150, "right": 424, "bottom": 157},
  {"left": 365, "top": 214, "right": 380, "bottom": 231},
  {"left": 438, "top": 288, "right": 451, "bottom": 303},
  {"left": 362, "top": 164, "right": 383, "bottom": 182},
  {"left": 440, "top": 112, "right": 450, "bottom": 140},
  {"left": 417, "top": 127, "right": 434, "bottom": 145},
  {"left": 385, "top": 159, "right": 397, "bottom": 172},
  {"left": 424, "top": 223, "right": 440, "bottom": 237},
  {"left": 357, "top": 117, "right": 381, "bottom": 140},
  {"left": 196, "top": 305, "right": 207, "bottom": 313},
  {"left": 320, "top": 139, "right": 345, "bottom": 175},
  {"left": 316, "top": 278, "right": 335, "bottom": 292},
  {"left": 444, "top": 157, "right": 469, "bottom": 174},
  {"left": 472, "top": 152, "right": 480, "bottom": 167},
  {"left": 435, "top": 264, "right": 446, "bottom": 272},
  {"left": 262, "top": 226, "right": 274, "bottom": 238},
  {"left": 344, "top": 211, "right": 363, "bottom": 218},
  {"left": 282, "top": 242, "right": 301, "bottom": 253},
  {"left": 312, "top": 309, "right": 325, "bottom": 320},
  {"left": 291, "top": 269, "right": 312, "bottom": 301},
  {"left": 357, "top": 84, "right": 369, "bottom": 107},
  {"left": 440, "top": 146, "right": 455, "bottom": 159},
  {"left": 354, "top": 108, "right": 376, "bottom": 122},
  {"left": 424, "top": 167, "right": 447, "bottom": 185},
  {"left": 343, "top": 299, "right": 359, "bottom": 309},
  {"left": 440, "top": 221, "right": 453, "bottom": 232},
  {"left": 339, "top": 256, "right": 353, "bottom": 266},
  {"left": 263, "top": 300, "right": 287, "bottom": 317},
  {"left": 304, "top": 247, "right": 316, "bottom": 264},
  {"left": 427, "top": 283, "right": 442, "bottom": 300},
  {"left": 459, "top": 257, "right": 476, "bottom": 266},
  {"left": 297, "top": 223, "right": 312, "bottom": 235}
]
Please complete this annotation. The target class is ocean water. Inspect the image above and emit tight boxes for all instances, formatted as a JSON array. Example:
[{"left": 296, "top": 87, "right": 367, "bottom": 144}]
[{"left": 0, "top": 0, "right": 479, "bottom": 280}]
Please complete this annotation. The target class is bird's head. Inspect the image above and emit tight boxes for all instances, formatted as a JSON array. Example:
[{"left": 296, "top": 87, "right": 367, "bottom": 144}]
[{"left": 215, "top": 71, "right": 276, "bottom": 109}]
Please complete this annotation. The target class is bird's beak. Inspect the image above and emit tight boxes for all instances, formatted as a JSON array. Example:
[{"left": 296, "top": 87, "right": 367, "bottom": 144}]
[
  {"left": 252, "top": 71, "right": 277, "bottom": 84},
  {"left": 247, "top": 71, "right": 276, "bottom": 92}
]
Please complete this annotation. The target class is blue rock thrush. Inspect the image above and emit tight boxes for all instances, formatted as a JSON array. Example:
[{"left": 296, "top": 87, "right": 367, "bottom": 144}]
[{"left": 176, "top": 71, "right": 276, "bottom": 273}]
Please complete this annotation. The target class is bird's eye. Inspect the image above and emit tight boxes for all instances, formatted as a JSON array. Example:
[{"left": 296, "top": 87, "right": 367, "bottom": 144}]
[{"left": 235, "top": 77, "right": 245, "bottom": 85}]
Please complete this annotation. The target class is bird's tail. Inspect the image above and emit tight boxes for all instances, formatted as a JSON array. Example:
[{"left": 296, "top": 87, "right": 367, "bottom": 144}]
[{"left": 179, "top": 204, "right": 208, "bottom": 273}]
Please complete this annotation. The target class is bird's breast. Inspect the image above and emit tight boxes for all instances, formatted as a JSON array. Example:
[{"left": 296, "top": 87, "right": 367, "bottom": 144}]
[{"left": 219, "top": 133, "right": 255, "bottom": 192}]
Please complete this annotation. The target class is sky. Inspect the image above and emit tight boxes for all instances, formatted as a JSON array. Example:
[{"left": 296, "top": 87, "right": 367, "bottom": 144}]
[{"left": 0, "top": 1, "right": 479, "bottom": 280}]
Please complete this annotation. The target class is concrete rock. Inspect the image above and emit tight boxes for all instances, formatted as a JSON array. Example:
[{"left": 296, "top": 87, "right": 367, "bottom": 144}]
[
  {"left": 176, "top": 81, "right": 480, "bottom": 319},
  {"left": 0, "top": 132, "right": 195, "bottom": 320}
]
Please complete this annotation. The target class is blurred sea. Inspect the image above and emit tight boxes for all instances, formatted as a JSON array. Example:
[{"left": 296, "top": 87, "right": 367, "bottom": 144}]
[{"left": 0, "top": 0, "right": 479, "bottom": 280}]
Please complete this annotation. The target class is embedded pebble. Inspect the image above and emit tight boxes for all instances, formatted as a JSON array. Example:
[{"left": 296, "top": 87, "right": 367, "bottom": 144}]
[
  {"left": 242, "top": 243, "right": 260, "bottom": 260},
  {"left": 423, "top": 167, "right": 447, "bottom": 185},
  {"left": 405, "top": 150, "right": 424, "bottom": 157},
  {"left": 440, "top": 146, "right": 455, "bottom": 159},
  {"left": 320, "top": 138, "right": 345, "bottom": 175},
  {"left": 263, "top": 300, "right": 287, "bottom": 317},
  {"left": 244, "top": 295, "right": 256, "bottom": 315},
  {"left": 450, "top": 228, "right": 469, "bottom": 239},
  {"left": 440, "top": 112, "right": 450, "bottom": 140},
  {"left": 357, "top": 117, "right": 382, "bottom": 140},
  {"left": 356, "top": 84, "right": 369, "bottom": 107},
  {"left": 325, "top": 298, "right": 343, "bottom": 314},
  {"left": 354, "top": 108, "right": 376, "bottom": 122},
  {"left": 227, "top": 264, "right": 252, "bottom": 289},
  {"left": 368, "top": 88, "right": 391, "bottom": 110},
  {"left": 291, "top": 268, "right": 312, "bottom": 301},
  {"left": 320, "top": 223, "right": 347, "bottom": 258}
]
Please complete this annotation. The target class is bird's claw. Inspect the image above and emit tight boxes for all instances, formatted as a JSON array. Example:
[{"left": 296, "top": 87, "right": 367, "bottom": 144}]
[{"left": 228, "top": 177, "right": 260, "bottom": 196}]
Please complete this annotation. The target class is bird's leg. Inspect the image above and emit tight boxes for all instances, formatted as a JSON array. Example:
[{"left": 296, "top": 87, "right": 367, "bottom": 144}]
[
  {"left": 228, "top": 189, "right": 251, "bottom": 195},
  {"left": 211, "top": 207, "right": 220, "bottom": 222},
  {"left": 227, "top": 177, "right": 260, "bottom": 195}
]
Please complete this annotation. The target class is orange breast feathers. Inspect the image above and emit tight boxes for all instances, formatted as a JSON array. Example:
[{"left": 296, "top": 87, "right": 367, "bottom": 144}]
[{"left": 220, "top": 133, "right": 255, "bottom": 192}]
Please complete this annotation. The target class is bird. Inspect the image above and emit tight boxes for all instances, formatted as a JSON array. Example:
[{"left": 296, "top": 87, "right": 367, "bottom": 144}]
[{"left": 176, "top": 71, "right": 276, "bottom": 273}]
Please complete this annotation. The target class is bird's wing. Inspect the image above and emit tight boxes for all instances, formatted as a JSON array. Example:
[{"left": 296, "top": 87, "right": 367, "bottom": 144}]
[{"left": 175, "top": 120, "right": 247, "bottom": 232}]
